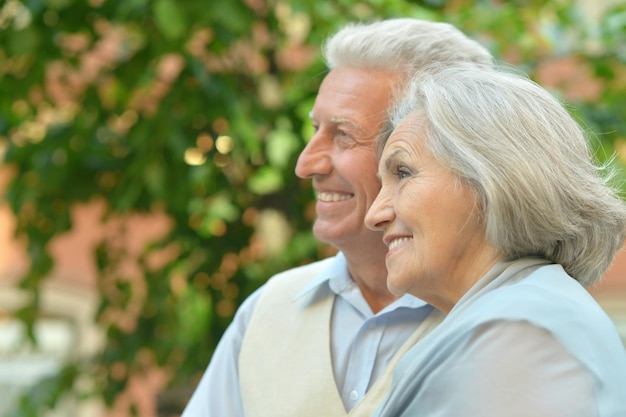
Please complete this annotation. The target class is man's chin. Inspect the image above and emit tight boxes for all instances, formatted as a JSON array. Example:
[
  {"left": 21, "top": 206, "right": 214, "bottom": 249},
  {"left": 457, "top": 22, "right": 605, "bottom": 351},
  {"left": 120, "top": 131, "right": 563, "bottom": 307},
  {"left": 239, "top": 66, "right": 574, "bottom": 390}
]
[
  {"left": 312, "top": 222, "right": 351, "bottom": 248},
  {"left": 312, "top": 221, "right": 378, "bottom": 253}
]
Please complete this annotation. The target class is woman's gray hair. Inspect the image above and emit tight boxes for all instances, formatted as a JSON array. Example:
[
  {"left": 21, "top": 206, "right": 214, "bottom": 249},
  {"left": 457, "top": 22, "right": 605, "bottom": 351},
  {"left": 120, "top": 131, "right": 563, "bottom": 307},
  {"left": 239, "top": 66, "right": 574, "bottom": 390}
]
[
  {"left": 387, "top": 64, "right": 626, "bottom": 286},
  {"left": 323, "top": 18, "right": 494, "bottom": 81}
]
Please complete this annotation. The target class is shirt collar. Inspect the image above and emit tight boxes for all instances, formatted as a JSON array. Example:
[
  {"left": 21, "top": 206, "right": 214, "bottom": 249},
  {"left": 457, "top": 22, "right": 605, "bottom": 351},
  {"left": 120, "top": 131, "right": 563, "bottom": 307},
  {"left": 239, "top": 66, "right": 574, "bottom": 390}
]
[
  {"left": 292, "top": 252, "right": 429, "bottom": 310},
  {"left": 293, "top": 252, "right": 348, "bottom": 301}
]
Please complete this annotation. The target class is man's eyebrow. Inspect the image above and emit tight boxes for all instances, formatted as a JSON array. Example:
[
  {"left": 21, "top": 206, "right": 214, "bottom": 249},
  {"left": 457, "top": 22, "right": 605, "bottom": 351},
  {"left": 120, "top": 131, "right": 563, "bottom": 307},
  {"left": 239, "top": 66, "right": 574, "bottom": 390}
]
[
  {"left": 329, "top": 116, "right": 356, "bottom": 125},
  {"left": 309, "top": 111, "right": 363, "bottom": 129},
  {"left": 330, "top": 117, "right": 367, "bottom": 135}
]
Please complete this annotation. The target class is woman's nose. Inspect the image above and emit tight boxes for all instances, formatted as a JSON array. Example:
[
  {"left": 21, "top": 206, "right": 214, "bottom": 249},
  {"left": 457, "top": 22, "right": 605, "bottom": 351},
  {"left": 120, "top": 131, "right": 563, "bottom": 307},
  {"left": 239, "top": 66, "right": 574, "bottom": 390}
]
[{"left": 365, "top": 189, "right": 393, "bottom": 231}]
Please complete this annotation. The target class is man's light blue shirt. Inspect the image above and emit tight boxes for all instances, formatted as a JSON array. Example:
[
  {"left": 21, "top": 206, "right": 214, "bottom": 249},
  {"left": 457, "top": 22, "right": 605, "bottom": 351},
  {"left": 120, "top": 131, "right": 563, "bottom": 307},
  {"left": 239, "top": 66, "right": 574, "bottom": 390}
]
[{"left": 182, "top": 253, "right": 433, "bottom": 416}]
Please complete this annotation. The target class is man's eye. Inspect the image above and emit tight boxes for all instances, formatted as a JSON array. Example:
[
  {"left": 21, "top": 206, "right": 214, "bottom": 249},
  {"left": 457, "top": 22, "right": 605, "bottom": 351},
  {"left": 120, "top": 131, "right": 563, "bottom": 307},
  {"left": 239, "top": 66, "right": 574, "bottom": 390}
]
[
  {"left": 336, "top": 130, "right": 357, "bottom": 148},
  {"left": 336, "top": 129, "right": 352, "bottom": 140}
]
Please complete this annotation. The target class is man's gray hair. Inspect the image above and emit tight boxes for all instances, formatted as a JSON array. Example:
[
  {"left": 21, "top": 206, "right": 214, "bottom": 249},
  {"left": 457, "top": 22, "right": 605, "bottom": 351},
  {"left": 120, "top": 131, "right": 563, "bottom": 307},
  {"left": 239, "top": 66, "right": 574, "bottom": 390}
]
[{"left": 323, "top": 18, "right": 494, "bottom": 79}]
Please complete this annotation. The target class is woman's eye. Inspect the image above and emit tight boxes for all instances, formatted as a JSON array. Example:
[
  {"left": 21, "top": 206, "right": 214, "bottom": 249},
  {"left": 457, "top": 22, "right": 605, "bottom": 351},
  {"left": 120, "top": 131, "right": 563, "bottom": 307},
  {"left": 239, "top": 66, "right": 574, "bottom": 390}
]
[{"left": 396, "top": 167, "right": 411, "bottom": 180}]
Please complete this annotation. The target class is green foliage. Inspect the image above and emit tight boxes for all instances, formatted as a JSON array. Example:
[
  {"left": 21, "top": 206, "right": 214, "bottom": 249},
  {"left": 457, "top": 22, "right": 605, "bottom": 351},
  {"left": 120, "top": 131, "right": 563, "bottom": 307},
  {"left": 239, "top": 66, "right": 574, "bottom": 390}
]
[
  {"left": 5, "top": 364, "right": 79, "bottom": 417},
  {"left": 2, "top": 0, "right": 626, "bottom": 415}
]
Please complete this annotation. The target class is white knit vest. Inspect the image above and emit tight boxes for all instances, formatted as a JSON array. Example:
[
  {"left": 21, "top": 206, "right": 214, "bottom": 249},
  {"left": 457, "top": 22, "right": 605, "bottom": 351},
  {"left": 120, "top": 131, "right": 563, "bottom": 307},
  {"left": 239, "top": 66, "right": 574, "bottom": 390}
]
[{"left": 239, "top": 259, "right": 442, "bottom": 417}]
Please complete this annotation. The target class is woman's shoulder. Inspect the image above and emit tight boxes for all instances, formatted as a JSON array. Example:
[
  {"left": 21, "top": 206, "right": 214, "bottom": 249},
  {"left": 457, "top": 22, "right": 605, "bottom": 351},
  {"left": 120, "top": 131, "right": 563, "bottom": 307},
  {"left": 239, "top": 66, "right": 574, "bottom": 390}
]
[{"left": 455, "top": 263, "right": 623, "bottom": 357}]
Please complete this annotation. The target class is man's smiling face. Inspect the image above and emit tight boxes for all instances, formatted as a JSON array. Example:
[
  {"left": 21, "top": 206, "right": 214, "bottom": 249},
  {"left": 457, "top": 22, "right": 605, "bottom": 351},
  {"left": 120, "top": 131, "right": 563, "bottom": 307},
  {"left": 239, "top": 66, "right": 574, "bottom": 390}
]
[{"left": 295, "top": 66, "right": 399, "bottom": 251}]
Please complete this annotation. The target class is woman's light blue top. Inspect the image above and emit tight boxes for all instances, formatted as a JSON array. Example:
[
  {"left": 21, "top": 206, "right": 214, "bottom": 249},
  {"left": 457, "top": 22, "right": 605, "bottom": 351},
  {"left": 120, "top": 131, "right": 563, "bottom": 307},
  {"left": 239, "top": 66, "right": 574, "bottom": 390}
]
[{"left": 374, "top": 257, "right": 626, "bottom": 417}]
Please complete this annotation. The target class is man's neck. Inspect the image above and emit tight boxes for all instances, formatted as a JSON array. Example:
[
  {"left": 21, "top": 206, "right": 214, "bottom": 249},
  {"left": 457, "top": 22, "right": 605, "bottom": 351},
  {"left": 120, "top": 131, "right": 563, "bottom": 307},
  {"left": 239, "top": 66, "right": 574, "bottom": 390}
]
[{"left": 342, "top": 244, "right": 398, "bottom": 314}]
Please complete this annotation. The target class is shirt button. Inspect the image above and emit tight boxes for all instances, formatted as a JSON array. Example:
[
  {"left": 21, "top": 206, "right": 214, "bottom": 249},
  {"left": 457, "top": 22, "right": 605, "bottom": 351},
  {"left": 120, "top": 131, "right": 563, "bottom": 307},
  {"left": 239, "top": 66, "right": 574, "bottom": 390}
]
[{"left": 349, "top": 390, "right": 359, "bottom": 401}]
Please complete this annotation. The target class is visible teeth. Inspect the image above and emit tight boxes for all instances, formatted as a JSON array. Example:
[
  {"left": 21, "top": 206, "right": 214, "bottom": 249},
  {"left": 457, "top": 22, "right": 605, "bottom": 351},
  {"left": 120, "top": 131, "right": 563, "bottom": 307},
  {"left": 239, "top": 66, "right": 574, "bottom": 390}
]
[
  {"left": 317, "top": 192, "right": 352, "bottom": 202},
  {"left": 389, "top": 237, "right": 411, "bottom": 250}
]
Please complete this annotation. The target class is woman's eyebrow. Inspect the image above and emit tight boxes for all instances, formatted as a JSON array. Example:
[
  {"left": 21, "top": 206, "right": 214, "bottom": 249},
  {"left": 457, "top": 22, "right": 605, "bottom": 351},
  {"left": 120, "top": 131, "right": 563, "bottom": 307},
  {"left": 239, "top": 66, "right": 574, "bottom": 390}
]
[
  {"left": 377, "top": 149, "right": 408, "bottom": 180},
  {"left": 384, "top": 149, "right": 406, "bottom": 172}
]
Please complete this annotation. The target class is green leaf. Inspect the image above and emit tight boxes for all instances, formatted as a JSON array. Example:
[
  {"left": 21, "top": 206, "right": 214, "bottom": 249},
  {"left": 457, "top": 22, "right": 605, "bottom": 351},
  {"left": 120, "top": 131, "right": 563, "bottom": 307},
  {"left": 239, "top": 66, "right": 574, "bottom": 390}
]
[
  {"left": 266, "top": 127, "right": 299, "bottom": 169},
  {"left": 6, "top": 27, "right": 40, "bottom": 55},
  {"left": 153, "top": 0, "right": 187, "bottom": 40},
  {"left": 43, "top": 0, "right": 72, "bottom": 11},
  {"left": 208, "top": 193, "right": 240, "bottom": 222},
  {"left": 247, "top": 166, "right": 284, "bottom": 195}
]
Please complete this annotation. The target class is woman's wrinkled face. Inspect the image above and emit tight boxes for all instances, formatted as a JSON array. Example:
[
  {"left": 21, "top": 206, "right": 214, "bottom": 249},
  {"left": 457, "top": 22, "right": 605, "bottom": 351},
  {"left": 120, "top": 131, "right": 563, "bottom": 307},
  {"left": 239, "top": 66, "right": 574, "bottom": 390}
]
[{"left": 365, "top": 112, "right": 499, "bottom": 312}]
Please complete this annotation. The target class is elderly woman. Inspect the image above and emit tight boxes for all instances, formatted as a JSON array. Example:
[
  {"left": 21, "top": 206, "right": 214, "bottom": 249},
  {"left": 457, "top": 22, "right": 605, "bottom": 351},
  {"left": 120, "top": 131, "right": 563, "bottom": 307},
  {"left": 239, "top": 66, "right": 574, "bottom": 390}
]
[{"left": 365, "top": 64, "right": 626, "bottom": 417}]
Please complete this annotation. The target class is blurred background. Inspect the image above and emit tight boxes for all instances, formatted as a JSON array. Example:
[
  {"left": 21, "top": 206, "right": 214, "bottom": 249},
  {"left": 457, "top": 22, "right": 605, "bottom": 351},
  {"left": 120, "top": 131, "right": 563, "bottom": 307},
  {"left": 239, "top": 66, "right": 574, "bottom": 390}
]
[{"left": 1, "top": 0, "right": 625, "bottom": 416}]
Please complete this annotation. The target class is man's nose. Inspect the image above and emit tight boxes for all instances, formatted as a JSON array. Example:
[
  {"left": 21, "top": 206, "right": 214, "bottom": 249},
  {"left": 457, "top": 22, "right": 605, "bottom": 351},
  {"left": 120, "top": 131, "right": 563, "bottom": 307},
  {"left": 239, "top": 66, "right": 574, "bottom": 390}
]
[{"left": 295, "top": 132, "right": 332, "bottom": 179}]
